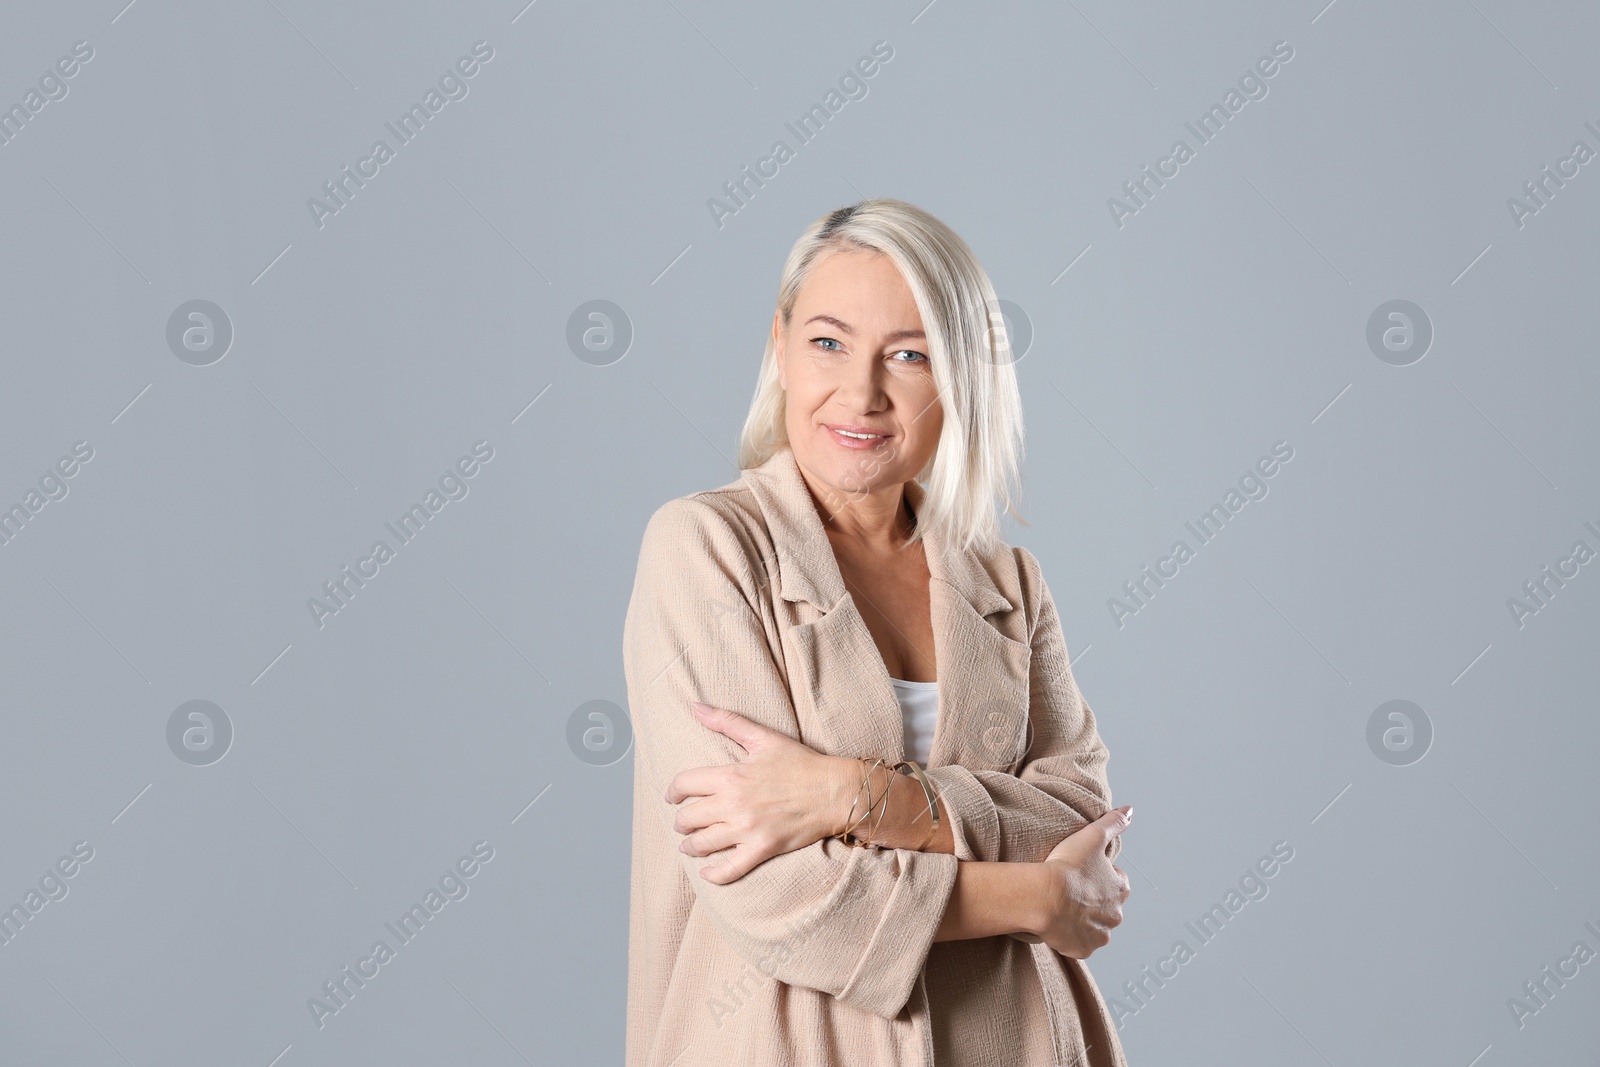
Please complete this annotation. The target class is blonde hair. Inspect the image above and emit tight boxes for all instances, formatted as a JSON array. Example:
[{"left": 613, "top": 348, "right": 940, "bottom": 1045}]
[{"left": 736, "top": 197, "right": 1026, "bottom": 556}]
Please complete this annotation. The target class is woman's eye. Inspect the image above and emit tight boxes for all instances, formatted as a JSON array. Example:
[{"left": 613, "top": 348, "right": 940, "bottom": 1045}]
[
  {"left": 892, "top": 349, "right": 929, "bottom": 363},
  {"left": 811, "top": 337, "right": 842, "bottom": 352}
]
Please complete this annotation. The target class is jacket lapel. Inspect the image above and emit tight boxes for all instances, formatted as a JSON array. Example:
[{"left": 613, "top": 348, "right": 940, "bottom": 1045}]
[
  {"left": 927, "top": 536, "right": 1035, "bottom": 772},
  {"left": 741, "top": 447, "right": 1034, "bottom": 771}
]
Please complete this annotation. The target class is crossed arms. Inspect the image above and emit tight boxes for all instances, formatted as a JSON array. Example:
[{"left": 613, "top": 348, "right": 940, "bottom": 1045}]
[{"left": 622, "top": 498, "right": 1121, "bottom": 1019}]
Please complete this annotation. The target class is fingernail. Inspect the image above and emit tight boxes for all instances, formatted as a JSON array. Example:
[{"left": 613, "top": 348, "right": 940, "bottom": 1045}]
[{"left": 691, "top": 702, "right": 710, "bottom": 714}]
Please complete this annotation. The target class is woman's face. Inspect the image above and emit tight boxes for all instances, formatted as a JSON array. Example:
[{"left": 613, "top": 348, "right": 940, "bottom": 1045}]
[{"left": 771, "top": 248, "right": 944, "bottom": 511}]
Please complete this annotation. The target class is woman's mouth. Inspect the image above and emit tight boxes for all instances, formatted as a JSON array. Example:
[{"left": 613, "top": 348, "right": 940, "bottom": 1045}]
[{"left": 826, "top": 425, "right": 892, "bottom": 450}]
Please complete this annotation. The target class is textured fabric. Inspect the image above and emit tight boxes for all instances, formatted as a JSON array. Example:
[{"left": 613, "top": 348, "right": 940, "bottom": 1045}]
[
  {"left": 623, "top": 445, "right": 1127, "bottom": 1067},
  {"left": 889, "top": 678, "right": 940, "bottom": 766}
]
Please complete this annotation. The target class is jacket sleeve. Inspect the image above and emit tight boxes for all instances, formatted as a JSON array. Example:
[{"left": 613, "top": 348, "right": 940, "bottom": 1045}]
[
  {"left": 623, "top": 496, "right": 959, "bottom": 1020},
  {"left": 922, "top": 545, "right": 1121, "bottom": 878}
]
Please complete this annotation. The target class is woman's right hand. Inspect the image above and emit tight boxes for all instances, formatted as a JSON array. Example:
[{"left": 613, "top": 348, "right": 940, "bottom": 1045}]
[{"left": 1034, "top": 806, "right": 1133, "bottom": 959}]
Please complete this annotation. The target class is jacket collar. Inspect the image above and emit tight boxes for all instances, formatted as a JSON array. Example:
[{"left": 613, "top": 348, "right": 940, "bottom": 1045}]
[{"left": 740, "top": 445, "right": 1014, "bottom": 618}]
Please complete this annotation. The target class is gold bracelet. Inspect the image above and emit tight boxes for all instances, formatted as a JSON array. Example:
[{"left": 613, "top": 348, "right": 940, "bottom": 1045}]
[
  {"left": 838, "top": 759, "right": 868, "bottom": 837},
  {"left": 833, "top": 758, "right": 941, "bottom": 851},
  {"left": 841, "top": 757, "right": 881, "bottom": 841},
  {"left": 863, "top": 760, "right": 893, "bottom": 848},
  {"left": 837, "top": 757, "right": 892, "bottom": 848},
  {"left": 893, "top": 760, "right": 941, "bottom": 851}
]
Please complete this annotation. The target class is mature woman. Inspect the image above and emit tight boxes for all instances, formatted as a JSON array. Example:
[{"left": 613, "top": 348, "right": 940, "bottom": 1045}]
[{"left": 623, "top": 199, "right": 1133, "bottom": 1067}]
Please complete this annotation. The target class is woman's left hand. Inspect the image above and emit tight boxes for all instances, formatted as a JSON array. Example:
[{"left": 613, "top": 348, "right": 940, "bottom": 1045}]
[{"left": 665, "top": 701, "right": 859, "bottom": 885}]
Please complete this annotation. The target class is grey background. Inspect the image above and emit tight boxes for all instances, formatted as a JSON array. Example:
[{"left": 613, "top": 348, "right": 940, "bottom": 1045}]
[{"left": 1, "top": 0, "right": 1595, "bottom": 1064}]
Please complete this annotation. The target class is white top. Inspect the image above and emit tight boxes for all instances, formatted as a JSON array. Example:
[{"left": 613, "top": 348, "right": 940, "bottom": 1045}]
[{"left": 889, "top": 677, "right": 939, "bottom": 765}]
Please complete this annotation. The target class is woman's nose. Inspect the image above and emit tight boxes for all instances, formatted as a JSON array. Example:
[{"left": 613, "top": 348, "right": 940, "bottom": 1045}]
[{"left": 836, "top": 355, "right": 887, "bottom": 409}]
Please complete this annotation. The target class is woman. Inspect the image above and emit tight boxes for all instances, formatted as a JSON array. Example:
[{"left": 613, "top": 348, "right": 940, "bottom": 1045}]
[{"left": 624, "top": 199, "right": 1133, "bottom": 1067}]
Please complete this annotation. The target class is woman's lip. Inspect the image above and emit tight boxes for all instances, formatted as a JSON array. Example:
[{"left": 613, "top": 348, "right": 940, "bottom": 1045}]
[{"left": 826, "top": 426, "right": 893, "bottom": 449}]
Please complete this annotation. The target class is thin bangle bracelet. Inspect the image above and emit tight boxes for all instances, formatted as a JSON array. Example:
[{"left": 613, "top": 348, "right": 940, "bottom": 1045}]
[
  {"left": 893, "top": 760, "right": 941, "bottom": 851},
  {"left": 839, "top": 757, "right": 891, "bottom": 847}
]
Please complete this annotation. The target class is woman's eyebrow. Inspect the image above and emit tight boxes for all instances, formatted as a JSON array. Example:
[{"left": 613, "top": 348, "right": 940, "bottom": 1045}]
[{"left": 802, "top": 314, "right": 926, "bottom": 342}]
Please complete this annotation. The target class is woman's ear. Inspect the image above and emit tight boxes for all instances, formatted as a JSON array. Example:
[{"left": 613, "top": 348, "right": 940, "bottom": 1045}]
[{"left": 771, "top": 308, "right": 787, "bottom": 389}]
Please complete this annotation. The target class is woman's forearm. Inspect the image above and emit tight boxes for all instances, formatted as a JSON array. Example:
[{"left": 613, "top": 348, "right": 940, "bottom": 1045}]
[{"left": 935, "top": 859, "right": 1050, "bottom": 942}]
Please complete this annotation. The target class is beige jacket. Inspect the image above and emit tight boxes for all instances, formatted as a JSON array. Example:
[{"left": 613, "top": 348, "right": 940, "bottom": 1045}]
[{"left": 624, "top": 445, "right": 1127, "bottom": 1067}]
